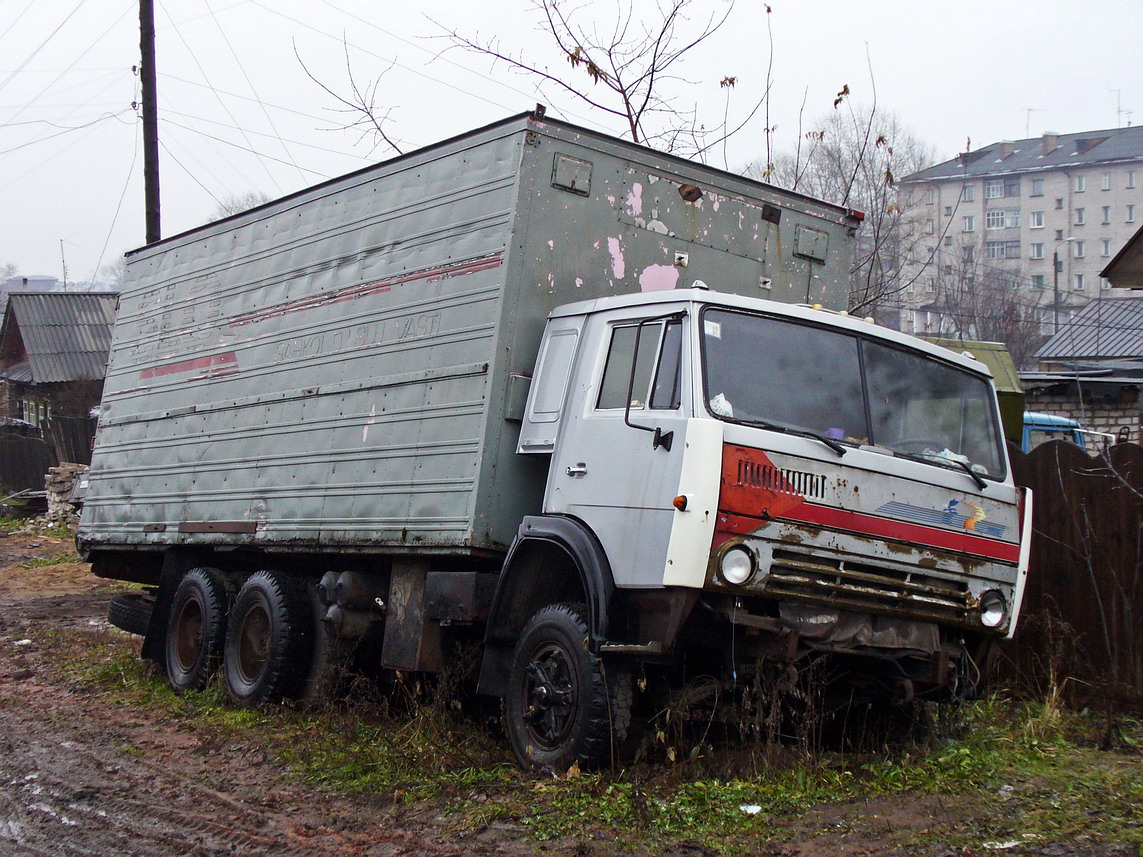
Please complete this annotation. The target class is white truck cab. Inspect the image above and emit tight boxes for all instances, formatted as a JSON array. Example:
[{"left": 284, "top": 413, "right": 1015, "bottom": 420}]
[{"left": 484, "top": 289, "right": 1031, "bottom": 768}]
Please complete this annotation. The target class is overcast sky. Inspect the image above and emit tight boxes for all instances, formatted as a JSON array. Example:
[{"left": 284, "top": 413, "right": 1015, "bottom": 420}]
[{"left": 2, "top": 0, "right": 1141, "bottom": 282}]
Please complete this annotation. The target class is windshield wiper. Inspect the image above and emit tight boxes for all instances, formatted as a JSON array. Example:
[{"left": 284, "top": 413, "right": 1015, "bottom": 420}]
[
  {"left": 739, "top": 420, "right": 847, "bottom": 457},
  {"left": 947, "top": 456, "right": 988, "bottom": 490},
  {"left": 892, "top": 449, "right": 988, "bottom": 490}
]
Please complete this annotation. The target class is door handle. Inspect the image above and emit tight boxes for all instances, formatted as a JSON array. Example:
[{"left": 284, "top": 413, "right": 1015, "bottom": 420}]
[{"left": 565, "top": 463, "right": 587, "bottom": 477}]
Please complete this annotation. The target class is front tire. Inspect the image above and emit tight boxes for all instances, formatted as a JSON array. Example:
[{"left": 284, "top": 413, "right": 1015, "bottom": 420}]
[
  {"left": 504, "top": 603, "right": 632, "bottom": 771},
  {"left": 166, "top": 568, "right": 228, "bottom": 693},
  {"left": 223, "top": 570, "right": 313, "bottom": 706}
]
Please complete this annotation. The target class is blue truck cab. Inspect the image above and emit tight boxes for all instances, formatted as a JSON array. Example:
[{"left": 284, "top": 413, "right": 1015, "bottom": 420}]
[{"left": 1021, "top": 412, "right": 1086, "bottom": 453}]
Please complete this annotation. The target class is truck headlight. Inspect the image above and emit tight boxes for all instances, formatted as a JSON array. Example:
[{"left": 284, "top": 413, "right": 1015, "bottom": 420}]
[
  {"left": 979, "top": 590, "right": 1008, "bottom": 629},
  {"left": 719, "top": 546, "right": 754, "bottom": 585}
]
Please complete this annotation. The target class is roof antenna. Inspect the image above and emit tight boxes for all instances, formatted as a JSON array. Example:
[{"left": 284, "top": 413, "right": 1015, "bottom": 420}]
[{"left": 534, "top": 103, "right": 547, "bottom": 119}]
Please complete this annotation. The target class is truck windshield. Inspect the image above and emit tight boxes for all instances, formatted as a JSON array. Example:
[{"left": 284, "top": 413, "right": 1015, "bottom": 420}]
[{"left": 701, "top": 308, "right": 1006, "bottom": 479}]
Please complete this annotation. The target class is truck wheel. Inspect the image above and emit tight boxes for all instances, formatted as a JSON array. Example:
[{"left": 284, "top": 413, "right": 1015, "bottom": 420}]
[
  {"left": 223, "top": 571, "right": 312, "bottom": 706},
  {"left": 504, "top": 603, "right": 632, "bottom": 771},
  {"left": 166, "top": 568, "right": 228, "bottom": 693},
  {"left": 108, "top": 591, "right": 154, "bottom": 636}
]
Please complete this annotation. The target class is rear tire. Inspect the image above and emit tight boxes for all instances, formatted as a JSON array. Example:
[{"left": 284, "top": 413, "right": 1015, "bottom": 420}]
[
  {"left": 223, "top": 570, "right": 313, "bottom": 706},
  {"left": 504, "top": 603, "right": 632, "bottom": 772},
  {"left": 108, "top": 591, "right": 154, "bottom": 636},
  {"left": 165, "top": 568, "right": 228, "bottom": 693}
]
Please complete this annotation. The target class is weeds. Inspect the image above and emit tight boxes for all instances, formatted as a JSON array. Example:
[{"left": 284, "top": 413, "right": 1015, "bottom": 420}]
[
  {"left": 36, "top": 622, "right": 1143, "bottom": 854},
  {"left": 21, "top": 553, "right": 83, "bottom": 568}
]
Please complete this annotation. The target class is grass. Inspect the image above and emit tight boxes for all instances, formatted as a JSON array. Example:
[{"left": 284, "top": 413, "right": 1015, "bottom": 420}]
[{"left": 39, "top": 624, "right": 1143, "bottom": 854}]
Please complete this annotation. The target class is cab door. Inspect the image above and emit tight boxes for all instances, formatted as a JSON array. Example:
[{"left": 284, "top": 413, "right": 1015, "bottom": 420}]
[{"left": 546, "top": 312, "right": 691, "bottom": 588}]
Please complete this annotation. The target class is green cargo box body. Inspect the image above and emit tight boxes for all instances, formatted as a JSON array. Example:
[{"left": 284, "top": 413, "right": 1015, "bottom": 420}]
[{"left": 78, "top": 113, "right": 860, "bottom": 558}]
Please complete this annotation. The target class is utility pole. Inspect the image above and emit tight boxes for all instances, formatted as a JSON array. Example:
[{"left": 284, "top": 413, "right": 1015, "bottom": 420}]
[{"left": 140, "top": 0, "right": 161, "bottom": 243}]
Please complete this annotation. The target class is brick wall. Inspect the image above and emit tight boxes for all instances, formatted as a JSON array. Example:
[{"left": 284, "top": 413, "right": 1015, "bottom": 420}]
[{"left": 1024, "top": 383, "right": 1142, "bottom": 444}]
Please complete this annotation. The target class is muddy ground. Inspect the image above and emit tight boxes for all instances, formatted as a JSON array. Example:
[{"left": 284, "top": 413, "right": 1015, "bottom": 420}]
[{"left": 0, "top": 532, "right": 1136, "bottom": 857}]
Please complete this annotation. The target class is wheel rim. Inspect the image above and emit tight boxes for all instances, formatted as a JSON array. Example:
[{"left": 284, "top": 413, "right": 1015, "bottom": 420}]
[
  {"left": 173, "top": 596, "right": 204, "bottom": 672},
  {"left": 519, "top": 641, "right": 577, "bottom": 750},
  {"left": 236, "top": 601, "right": 271, "bottom": 684}
]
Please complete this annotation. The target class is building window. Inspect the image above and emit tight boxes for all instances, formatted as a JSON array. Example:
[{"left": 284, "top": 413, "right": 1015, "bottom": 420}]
[
  {"left": 1101, "top": 277, "right": 1112, "bottom": 290},
  {"left": 963, "top": 215, "right": 975, "bottom": 232},
  {"left": 1030, "top": 211, "right": 1044, "bottom": 228},
  {"left": 1031, "top": 274, "right": 1046, "bottom": 289},
  {"left": 1055, "top": 229, "right": 1065, "bottom": 241},
  {"left": 1128, "top": 204, "right": 1137, "bottom": 223},
  {"left": 962, "top": 246, "right": 975, "bottom": 262},
  {"left": 1074, "top": 175, "right": 1086, "bottom": 192},
  {"left": 1128, "top": 170, "right": 1137, "bottom": 189},
  {"left": 1102, "top": 205, "right": 1111, "bottom": 224},
  {"left": 1004, "top": 178, "right": 1020, "bottom": 197},
  {"left": 924, "top": 218, "right": 934, "bottom": 234},
  {"left": 962, "top": 184, "right": 975, "bottom": 201},
  {"left": 1074, "top": 273, "right": 1085, "bottom": 290},
  {"left": 1101, "top": 172, "right": 1112, "bottom": 190},
  {"left": 1055, "top": 198, "right": 1064, "bottom": 209},
  {"left": 986, "top": 208, "right": 1020, "bottom": 229},
  {"left": 985, "top": 240, "right": 1021, "bottom": 259},
  {"left": 925, "top": 277, "right": 934, "bottom": 291},
  {"left": 943, "top": 205, "right": 952, "bottom": 216},
  {"left": 1030, "top": 178, "right": 1044, "bottom": 196},
  {"left": 1075, "top": 207, "right": 1085, "bottom": 225},
  {"left": 1074, "top": 240, "right": 1085, "bottom": 258},
  {"left": 1030, "top": 243, "right": 1044, "bottom": 259},
  {"left": 926, "top": 188, "right": 935, "bottom": 204},
  {"left": 943, "top": 235, "right": 952, "bottom": 247},
  {"left": 1102, "top": 239, "right": 1112, "bottom": 256},
  {"left": 985, "top": 179, "right": 1003, "bottom": 199}
]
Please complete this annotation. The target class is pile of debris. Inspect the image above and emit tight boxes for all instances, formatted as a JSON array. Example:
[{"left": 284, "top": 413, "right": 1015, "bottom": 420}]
[{"left": 45, "top": 463, "right": 88, "bottom": 527}]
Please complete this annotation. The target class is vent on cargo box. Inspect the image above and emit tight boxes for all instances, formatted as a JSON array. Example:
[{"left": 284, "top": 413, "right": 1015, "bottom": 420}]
[
  {"left": 793, "top": 224, "right": 829, "bottom": 262},
  {"left": 552, "top": 154, "right": 592, "bottom": 196}
]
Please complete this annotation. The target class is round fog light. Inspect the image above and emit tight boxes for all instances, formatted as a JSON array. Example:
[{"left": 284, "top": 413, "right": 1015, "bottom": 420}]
[
  {"left": 720, "top": 546, "right": 754, "bottom": 585},
  {"left": 979, "top": 590, "right": 1008, "bottom": 629}
]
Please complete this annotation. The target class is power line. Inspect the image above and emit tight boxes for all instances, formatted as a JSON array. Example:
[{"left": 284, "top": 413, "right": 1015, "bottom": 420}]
[
  {"left": 159, "top": 136, "right": 224, "bottom": 207},
  {"left": 0, "top": 110, "right": 132, "bottom": 156},
  {"left": 2, "top": 0, "right": 134, "bottom": 127},
  {"left": 161, "top": 116, "right": 331, "bottom": 179},
  {"left": 90, "top": 87, "right": 142, "bottom": 285},
  {"left": 160, "top": 106, "right": 372, "bottom": 161},
  {"left": 159, "top": 2, "right": 283, "bottom": 194},
  {"left": 204, "top": 0, "right": 307, "bottom": 184},
  {"left": 0, "top": 1, "right": 84, "bottom": 96}
]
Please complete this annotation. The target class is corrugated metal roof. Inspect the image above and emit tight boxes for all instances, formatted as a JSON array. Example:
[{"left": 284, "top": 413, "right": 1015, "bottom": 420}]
[
  {"left": 0, "top": 360, "right": 33, "bottom": 383},
  {"left": 903, "top": 125, "right": 1143, "bottom": 183},
  {"left": 1035, "top": 297, "right": 1143, "bottom": 361},
  {"left": 2, "top": 292, "right": 118, "bottom": 383}
]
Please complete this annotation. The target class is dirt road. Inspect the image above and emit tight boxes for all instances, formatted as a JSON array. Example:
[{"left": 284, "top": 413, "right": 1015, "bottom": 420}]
[
  {"left": 0, "top": 533, "right": 1136, "bottom": 857},
  {"left": 0, "top": 534, "right": 539, "bottom": 857}
]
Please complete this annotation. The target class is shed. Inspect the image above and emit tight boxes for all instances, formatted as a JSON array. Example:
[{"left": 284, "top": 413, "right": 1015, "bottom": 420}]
[{"left": 0, "top": 292, "right": 118, "bottom": 464}]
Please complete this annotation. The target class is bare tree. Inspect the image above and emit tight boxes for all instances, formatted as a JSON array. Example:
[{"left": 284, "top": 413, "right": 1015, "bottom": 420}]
[
  {"left": 751, "top": 104, "right": 936, "bottom": 318},
  {"left": 98, "top": 257, "right": 128, "bottom": 290},
  {"left": 437, "top": 0, "right": 735, "bottom": 153},
  {"left": 295, "top": 37, "right": 404, "bottom": 158},
  {"left": 922, "top": 238, "right": 1044, "bottom": 367},
  {"left": 212, "top": 191, "right": 273, "bottom": 221}
]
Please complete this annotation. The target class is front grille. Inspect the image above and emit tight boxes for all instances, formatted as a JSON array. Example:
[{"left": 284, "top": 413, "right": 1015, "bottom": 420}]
[
  {"left": 735, "top": 459, "right": 826, "bottom": 500},
  {"left": 761, "top": 548, "right": 972, "bottom": 625}
]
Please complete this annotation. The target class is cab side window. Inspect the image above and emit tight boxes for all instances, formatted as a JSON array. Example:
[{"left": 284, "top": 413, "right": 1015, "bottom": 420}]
[{"left": 597, "top": 320, "right": 682, "bottom": 410}]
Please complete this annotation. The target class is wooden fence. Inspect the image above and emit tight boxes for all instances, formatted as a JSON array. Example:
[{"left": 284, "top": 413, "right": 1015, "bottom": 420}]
[
  {"left": 999, "top": 441, "right": 1143, "bottom": 709},
  {"left": 0, "top": 429, "right": 56, "bottom": 493}
]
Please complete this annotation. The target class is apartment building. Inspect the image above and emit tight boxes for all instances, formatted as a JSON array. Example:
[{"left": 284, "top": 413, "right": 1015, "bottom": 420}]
[{"left": 896, "top": 126, "right": 1143, "bottom": 342}]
